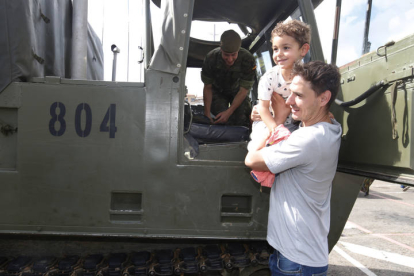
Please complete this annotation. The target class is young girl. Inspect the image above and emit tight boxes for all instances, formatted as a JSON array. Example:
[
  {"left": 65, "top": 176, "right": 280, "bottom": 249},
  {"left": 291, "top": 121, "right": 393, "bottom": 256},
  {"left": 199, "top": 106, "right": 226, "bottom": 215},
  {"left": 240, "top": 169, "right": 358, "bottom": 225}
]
[{"left": 249, "top": 20, "right": 311, "bottom": 187}]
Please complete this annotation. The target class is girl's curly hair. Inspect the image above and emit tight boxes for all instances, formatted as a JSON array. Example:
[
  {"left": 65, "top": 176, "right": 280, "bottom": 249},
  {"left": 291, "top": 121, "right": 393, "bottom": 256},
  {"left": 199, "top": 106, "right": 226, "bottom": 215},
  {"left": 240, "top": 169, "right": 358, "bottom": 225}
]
[{"left": 271, "top": 20, "right": 311, "bottom": 47}]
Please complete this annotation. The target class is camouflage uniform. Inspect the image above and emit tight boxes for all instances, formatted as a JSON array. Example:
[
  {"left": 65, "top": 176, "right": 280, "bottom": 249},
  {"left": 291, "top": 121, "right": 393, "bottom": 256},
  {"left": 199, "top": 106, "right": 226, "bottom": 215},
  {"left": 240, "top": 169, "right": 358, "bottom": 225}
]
[{"left": 201, "top": 47, "right": 256, "bottom": 127}]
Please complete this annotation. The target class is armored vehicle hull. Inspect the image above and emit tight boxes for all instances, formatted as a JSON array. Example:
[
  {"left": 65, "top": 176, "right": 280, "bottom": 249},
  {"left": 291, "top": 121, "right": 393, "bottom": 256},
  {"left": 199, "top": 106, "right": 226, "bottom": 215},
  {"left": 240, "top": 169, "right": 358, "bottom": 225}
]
[{"left": 1, "top": 0, "right": 413, "bottom": 274}]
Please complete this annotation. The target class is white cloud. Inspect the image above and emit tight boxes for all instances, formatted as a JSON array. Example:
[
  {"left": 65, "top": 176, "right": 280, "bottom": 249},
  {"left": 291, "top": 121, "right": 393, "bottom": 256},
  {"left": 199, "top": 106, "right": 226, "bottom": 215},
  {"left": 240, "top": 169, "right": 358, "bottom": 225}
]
[
  {"left": 341, "top": 0, "right": 366, "bottom": 17},
  {"left": 343, "top": 15, "right": 359, "bottom": 25},
  {"left": 371, "top": 0, "right": 399, "bottom": 10},
  {"left": 336, "top": 16, "right": 365, "bottom": 66},
  {"left": 405, "top": 8, "right": 414, "bottom": 20},
  {"left": 368, "top": 1, "right": 413, "bottom": 50},
  {"left": 333, "top": 0, "right": 414, "bottom": 66},
  {"left": 388, "top": 17, "right": 401, "bottom": 30},
  {"left": 314, "top": 0, "right": 336, "bottom": 63},
  {"left": 337, "top": 45, "right": 360, "bottom": 67}
]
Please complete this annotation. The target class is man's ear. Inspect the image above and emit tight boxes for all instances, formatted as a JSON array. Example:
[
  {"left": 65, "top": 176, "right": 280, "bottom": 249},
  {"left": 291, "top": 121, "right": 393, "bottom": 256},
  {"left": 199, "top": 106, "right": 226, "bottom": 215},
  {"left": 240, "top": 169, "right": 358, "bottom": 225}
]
[
  {"left": 319, "top": 90, "right": 331, "bottom": 107},
  {"left": 300, "top": 43, "right": 310, "bottom": 57}
]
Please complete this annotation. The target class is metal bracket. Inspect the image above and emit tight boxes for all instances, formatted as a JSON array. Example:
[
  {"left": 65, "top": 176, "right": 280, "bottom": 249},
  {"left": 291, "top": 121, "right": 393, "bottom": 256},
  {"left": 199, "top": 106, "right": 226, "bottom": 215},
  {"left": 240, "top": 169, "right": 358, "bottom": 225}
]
[
  {"left": 0, "top": 124, "right": 17, "bottom": 136},
  {"left": 376, "top": 41, "right": 395, "bottom": 61}
]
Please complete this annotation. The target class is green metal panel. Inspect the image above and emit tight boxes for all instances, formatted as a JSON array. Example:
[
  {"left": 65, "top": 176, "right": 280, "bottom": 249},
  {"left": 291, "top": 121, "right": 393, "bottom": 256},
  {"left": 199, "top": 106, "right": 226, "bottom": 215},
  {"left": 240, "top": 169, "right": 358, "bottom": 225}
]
[
  {"left": 332, "top": 34, "right": 414, "bottom": 184},
  {"left": 0, "top": 75, "right": 272, "bottom": 239}
]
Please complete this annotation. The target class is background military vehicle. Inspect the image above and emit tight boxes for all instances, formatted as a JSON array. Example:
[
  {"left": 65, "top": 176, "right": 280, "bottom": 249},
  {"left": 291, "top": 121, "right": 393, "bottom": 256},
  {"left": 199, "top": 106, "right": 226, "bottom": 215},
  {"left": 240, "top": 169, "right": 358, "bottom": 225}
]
[{"left": 0, "top": 0, "right": 413, "bottom": 275}]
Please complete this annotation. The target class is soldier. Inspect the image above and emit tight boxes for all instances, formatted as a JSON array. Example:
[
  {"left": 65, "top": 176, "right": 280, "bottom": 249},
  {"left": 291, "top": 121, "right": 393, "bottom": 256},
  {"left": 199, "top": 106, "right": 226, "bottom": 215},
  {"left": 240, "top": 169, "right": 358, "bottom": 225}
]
[{"left": 201, "top": 30, "right": 256, "bottom": 127}]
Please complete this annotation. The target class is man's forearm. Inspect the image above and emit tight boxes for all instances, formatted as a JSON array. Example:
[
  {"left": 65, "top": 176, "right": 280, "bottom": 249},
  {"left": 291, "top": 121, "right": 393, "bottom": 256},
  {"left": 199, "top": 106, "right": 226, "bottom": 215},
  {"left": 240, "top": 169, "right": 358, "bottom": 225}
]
[
  {"left": 228, "top": 87, "right": 248, "bottom": 113},
  {"left": 245, "top": 129, "right": 270, "bottom": 171},
  {"left": 203, "top": 85, "right": 213, "bottom": 116},
  {"left": 245, "top": 149, "right": 270, "bottom": 171}
]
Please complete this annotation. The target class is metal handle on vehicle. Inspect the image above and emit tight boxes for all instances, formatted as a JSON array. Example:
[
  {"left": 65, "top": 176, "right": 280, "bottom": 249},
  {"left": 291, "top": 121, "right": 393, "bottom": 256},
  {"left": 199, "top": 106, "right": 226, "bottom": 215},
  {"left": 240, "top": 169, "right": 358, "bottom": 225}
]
[
  {"left": 137, "top": 46, "right": 144, "bottom": 64},
  {"left": 334, "top": 80, "right": 387, "bottom": 107},
  {"left": 111, "top": 44, "right": 120, "bottom": 81},
  {"left": 376, "top": 41, "right": 395, "bottom": 60}
]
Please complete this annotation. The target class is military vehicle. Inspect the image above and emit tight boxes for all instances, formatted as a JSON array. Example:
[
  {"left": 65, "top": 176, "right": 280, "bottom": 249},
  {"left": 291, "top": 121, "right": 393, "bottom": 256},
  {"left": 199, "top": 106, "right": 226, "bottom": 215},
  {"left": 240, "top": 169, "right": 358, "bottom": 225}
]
[{"left": 0, "top": 0, "right": 413, "bottom": 275}]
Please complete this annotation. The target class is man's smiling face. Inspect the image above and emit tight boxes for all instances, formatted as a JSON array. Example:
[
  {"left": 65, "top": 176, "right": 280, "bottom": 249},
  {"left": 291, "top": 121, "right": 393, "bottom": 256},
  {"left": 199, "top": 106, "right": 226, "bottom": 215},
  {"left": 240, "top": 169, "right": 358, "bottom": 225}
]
[
  {"left": 287, "top": 75, "right": 322, "bottom": 126},
  {"left": 221, "top": 51, "right": 238, "bottom": 67}
]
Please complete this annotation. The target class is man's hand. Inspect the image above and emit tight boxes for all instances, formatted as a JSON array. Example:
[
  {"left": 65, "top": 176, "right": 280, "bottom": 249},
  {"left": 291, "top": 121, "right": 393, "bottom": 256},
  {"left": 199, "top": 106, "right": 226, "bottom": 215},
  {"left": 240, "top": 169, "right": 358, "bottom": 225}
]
[
  {"left": 214, "top": 109, "right": 232, "bottom": 124},
  {"left": 250, "top": 105, "right": 261, "bottom": 121},
  {"left": 204, "top": 113, "right": 214, "bottom": 124},
  {"left": 251, "top": 93, "right": 291, "bottom": 124}
]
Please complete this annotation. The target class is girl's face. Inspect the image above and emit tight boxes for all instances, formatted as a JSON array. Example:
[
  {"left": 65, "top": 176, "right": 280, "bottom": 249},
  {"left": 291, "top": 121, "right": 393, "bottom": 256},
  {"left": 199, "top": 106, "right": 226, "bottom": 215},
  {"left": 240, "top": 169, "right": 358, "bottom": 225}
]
[{"left": 272, "top": 35, "right": 308, "bottom": 70}]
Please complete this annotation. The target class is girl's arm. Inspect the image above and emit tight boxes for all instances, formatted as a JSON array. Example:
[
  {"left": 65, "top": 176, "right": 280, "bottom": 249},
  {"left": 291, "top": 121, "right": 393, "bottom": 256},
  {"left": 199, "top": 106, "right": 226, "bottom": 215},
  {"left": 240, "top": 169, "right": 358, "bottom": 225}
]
[
  {"left": 258, "top": 99, "right": 277, "bottom": 134},
  {"left": 271, "top": 92, "right": 291, "bottom": 125}
]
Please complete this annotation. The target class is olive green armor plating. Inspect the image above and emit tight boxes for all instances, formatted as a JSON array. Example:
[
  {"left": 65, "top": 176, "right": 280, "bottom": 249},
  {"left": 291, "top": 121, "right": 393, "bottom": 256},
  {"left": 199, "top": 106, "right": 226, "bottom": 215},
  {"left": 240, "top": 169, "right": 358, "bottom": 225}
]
[
  {"left": 0, "top": 0, "right": 413, "bottom": 272},
  {"left": 334, "top": 34, "right": 414, "bottom": 184}
]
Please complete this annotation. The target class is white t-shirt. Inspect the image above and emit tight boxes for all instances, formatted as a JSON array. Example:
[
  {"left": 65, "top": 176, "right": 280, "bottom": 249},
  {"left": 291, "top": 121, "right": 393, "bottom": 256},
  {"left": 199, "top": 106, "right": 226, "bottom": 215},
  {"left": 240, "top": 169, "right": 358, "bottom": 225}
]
[
  {"left": 261, "top": 119, "right": 342, "bottom": 267},
  {"left": 249, "top": 66, "right": 294, "bottom": 150},
  {"left": 258, "top": 65, "right": 290, "bottom": 101},
  {"left": 257, "top": 65, "right": 293, "bottom": 127}
]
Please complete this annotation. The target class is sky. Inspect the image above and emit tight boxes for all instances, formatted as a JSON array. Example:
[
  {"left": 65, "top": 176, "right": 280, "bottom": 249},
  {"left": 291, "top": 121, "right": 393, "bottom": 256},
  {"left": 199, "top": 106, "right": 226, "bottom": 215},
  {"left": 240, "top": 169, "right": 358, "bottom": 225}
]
[
  {"left": 88, "top": 0, "right": 414, "bottom": 95},
  {"left": 315, "top": 0, "right": 414, "bottom": 66}
]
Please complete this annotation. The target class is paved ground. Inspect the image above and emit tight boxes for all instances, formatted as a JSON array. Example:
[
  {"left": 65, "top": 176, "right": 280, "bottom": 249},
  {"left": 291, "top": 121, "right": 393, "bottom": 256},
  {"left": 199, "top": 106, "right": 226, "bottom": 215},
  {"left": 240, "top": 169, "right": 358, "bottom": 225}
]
[{"left": 327, "top": 180, "right": 414, "bottom": 276}]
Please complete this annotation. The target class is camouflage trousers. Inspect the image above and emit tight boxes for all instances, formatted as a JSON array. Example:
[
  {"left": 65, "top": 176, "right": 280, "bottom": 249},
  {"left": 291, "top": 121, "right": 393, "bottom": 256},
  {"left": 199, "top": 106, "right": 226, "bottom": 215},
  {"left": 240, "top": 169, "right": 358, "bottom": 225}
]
[{"left": 211, "top": 88, "right": 252, "bottom": 128}]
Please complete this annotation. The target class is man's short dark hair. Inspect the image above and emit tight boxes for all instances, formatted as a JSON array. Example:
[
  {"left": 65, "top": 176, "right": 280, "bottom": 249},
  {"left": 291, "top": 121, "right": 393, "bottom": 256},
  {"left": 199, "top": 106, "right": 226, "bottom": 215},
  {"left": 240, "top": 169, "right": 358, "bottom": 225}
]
[{"left": 292, "top": 61, "right": 340, "bottom": 108}]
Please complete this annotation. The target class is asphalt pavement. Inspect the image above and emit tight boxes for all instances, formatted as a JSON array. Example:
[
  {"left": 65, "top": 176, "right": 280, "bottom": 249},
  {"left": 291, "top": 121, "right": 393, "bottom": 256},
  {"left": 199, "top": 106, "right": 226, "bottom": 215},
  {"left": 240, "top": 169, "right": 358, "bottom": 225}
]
[{"left": 328, "top": 180, "right": 414, "bottom": 276}]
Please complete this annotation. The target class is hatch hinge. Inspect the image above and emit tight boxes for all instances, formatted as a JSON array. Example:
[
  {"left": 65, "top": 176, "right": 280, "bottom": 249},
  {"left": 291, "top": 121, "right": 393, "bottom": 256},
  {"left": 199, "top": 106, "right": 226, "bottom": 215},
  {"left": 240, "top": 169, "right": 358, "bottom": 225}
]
[{"left": 0, "top": 120, "right": 18, "bottom": 136}]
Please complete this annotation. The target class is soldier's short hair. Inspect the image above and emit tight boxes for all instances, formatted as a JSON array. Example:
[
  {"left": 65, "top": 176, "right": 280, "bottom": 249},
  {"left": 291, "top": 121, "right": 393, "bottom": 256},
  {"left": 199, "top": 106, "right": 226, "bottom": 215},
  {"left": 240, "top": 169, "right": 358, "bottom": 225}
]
[
  {"left": 220, "top": 30, "right": 241, "bottom": 53},
  {"left": 292, "top": 61, "right": 340, "bottom": 108},
  {"left": 271, "top": 20, "right": 311, "bottom": 47}
]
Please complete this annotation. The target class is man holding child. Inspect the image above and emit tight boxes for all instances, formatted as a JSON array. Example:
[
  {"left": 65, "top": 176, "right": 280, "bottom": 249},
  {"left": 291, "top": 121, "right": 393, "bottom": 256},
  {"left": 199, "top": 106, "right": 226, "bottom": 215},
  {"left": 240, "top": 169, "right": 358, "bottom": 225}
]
[{"left": 245, "top": 20, "right": 342, "bottom": 276}]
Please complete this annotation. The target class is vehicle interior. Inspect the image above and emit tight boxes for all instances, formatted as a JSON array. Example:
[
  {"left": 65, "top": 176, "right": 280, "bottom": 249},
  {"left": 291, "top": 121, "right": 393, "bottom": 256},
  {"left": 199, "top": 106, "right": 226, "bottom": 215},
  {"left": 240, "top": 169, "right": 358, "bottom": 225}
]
[{"left": 164, "top": 0, "right": 325, "bottom": 163}]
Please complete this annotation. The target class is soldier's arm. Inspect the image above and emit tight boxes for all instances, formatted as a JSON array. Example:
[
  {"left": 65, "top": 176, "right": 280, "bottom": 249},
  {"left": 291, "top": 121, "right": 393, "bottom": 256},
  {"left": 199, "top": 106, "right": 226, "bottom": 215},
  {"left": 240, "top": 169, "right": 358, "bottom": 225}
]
[
  {"left": 201, "top": 52, "right": 216, "bottom": 123},
  {"left": 238, "top": 51, "right": 256, "bottom": 91},
  {"left": 229, "top": 87, "right": 248, "bottom": 112},
  {"left": 214, "top": 87, "right": 248, "bottom": 124},
  {"left": 203, "top": 84, "right": 214, "bottom": 122}
]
